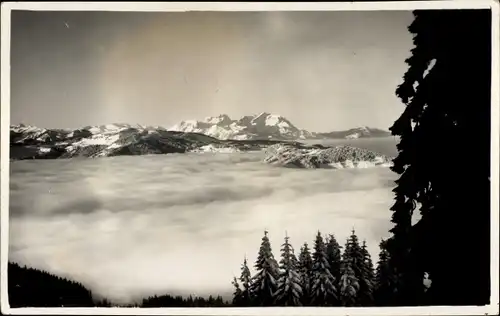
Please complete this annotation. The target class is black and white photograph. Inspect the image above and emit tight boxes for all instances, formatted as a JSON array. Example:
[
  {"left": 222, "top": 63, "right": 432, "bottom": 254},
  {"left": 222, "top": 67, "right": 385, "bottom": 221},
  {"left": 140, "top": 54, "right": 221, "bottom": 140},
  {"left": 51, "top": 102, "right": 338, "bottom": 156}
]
[{"left": 1, "top": 1, "right": 499, "bottom": 315}]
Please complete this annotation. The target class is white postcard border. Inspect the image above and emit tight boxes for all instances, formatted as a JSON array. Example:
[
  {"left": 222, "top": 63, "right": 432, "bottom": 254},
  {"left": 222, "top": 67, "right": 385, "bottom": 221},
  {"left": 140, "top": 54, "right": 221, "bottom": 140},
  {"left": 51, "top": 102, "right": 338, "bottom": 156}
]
[{"left": 1, "top": 1, "right": 498, "bottom": 315}]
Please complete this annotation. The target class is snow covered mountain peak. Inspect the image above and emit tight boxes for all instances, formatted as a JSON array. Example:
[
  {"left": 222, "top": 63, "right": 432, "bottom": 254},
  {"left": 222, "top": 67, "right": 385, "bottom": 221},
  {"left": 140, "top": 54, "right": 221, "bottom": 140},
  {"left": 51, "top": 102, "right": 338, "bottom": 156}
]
[
  {"left": 345, "top": 126, "right": 383, "bottom": 139},
  {"left": 203, "top": 114, "right": 233, "bottom": 126},
  {"left": 10, "top": 124, "right": 46, "bottom": 134},
  {"left": 250, "top": 112, "right": 288, "bottom": 127},
  {"left": 251, "top": 112, "right": 271, "bottom": 123},
  {"left": 168, "top": 114, "right": 392, "bottom": 141},
  {"left": 169, "top": 113, "right": 302, "bottom": 141}
]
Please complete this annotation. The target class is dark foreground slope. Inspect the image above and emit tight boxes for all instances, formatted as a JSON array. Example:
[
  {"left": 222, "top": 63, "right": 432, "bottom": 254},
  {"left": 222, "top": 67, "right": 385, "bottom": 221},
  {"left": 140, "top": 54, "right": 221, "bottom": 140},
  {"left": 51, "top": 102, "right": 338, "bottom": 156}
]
[
  {"left": 8, "top": 262, "right": 95, "bottom": 307},
  {"left": 7, "top": 262, "right": 230, "bottom": 308}
]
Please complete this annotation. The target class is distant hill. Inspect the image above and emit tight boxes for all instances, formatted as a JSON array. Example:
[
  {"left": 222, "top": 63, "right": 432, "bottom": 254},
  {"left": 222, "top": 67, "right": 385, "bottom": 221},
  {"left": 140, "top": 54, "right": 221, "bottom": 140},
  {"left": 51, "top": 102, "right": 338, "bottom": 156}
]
[{"left": 315, "top": 126, "right": 391, "bottom": 139}]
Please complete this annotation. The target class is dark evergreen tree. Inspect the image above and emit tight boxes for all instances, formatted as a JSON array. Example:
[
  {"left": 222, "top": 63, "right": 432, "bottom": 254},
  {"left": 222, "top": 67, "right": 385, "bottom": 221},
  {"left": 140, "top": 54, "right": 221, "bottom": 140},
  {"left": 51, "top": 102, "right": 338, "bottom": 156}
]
[
  {"left": 390, "top": 9, "right": 491, "bottom": 305},
  {"left": 231, "top": 277, "right": 243, "bottom": 306},
  {"left": 339, "top": 238, "right": 360, "bottom": 307},
  {"left": 374, "top": 240, "right": 399, "bottom": 306},
  {"left": 239, "top": 256, "right": 253, "bottom": 306},
  {"left": 310, "top": 231, "right": 337, "bottom": 306},
  {"left": 358, "top": 240, "right": 375, "bottom": 306},
  {"left": 186, "top": 295, "right": 194, "bottom": 306},
  {"left": 251, "top": 230, "right": 280, "bottom": 306},
  {"left": 274, "top": 234, "right": 303, "bottom": 306},
  {"left": 297, "top": 242, "right": 314, "bottom": 306},
  {"left": 325, "top": 234, "right": 343, "bottom": 292},
  {"left": 344, "top": 230, "right": 365, "bottom": 306}
]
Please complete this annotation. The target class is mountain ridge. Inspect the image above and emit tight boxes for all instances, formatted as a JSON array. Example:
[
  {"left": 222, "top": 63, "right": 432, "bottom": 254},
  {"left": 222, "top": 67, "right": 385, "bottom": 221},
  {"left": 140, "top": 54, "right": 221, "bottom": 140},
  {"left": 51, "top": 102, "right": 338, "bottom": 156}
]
[
  {"left": 9, "top": 123, "right": 302, "bottom": 160},
  {"left": 9, "top": 114, "right": 392, "bottom": 161},
  {"left": 168, "top": 113, "right": 391, "bottom": 140}
]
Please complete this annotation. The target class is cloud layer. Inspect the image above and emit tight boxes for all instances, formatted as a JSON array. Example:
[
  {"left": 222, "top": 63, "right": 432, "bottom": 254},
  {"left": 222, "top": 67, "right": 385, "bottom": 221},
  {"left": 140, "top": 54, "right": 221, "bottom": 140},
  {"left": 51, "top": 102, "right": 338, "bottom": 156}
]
[{"left": 9, "top": 139, "right": 399, "bottom": 304}]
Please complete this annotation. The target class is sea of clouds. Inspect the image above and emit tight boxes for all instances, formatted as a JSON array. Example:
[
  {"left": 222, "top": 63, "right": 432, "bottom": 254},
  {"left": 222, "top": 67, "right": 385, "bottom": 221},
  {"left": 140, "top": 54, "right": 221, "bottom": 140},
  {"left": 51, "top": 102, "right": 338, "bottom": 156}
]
[{"left": 9, "top": 138, "right": 405, "bottom": 304}]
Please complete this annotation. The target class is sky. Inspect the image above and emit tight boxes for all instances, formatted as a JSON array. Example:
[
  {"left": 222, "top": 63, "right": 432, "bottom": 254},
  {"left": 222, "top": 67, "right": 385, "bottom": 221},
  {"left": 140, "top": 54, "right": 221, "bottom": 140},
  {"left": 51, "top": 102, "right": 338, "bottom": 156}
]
[{"left": 10, "top": 10, "right": 414, "bottom": 132}]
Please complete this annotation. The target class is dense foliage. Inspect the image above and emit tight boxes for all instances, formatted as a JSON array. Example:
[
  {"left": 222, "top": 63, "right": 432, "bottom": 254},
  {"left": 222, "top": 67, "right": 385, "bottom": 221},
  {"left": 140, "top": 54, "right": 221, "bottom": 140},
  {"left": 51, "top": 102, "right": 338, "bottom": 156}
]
[
  {"left": 232, "top": 230, "right": 384, "bottom": 307},
  {"left": 388, "top": 9, "right": 491, "bottom": 306}
]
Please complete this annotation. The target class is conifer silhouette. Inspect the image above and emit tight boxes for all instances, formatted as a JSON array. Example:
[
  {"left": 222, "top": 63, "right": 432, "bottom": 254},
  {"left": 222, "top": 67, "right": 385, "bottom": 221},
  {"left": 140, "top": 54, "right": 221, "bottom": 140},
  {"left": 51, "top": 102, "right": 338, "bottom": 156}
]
[
  {"left": 231, "top": 277, "right": 243, "bottom": 306},
  {"left": 310, "top": 231, "right": 337, "bottom": 306},
  {"left": 326, "top": 234, "right": 343, "bottom": 294},
  {"left": 391, "top": 9, "right": 491, "bottom": 306},
  {"left": 297, "top": 242, "right": 314, "bottom": 305},
  {"left": 239, "top": 256, "right": 254, "bottom": 306},
  {"left": 274, "top": 233, "right": 303, "bottom": 306},
  {"left": 358, "top": 240, "right": 375, "bottom": 306},
  {"left": 374, "top": 240, "right": 398, "bottom": 306},
  {"left": 339, "top": 237, "right": 360, "bottom": 307},
  {"left": 251, "top": 230, "right": 280, "bottom": 306},
  {"left": 345, "top": 229, "right": 365, "bottom": 306}
]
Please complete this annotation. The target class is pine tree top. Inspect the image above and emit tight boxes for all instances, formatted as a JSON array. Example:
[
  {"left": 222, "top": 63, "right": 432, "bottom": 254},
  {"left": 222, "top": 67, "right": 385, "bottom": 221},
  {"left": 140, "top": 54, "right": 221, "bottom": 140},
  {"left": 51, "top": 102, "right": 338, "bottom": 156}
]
[
  {"left": 255, "top": 231, "right": 277, "bottom": 268},
  {"left": 301, "top": 242, "right": 311, "bottom": 253},
  {"left": 241, "top": 258, "right": 252, "bottom": 281},
  {"left": 312, "top": 232, "right": 326, "bottom": 259}
]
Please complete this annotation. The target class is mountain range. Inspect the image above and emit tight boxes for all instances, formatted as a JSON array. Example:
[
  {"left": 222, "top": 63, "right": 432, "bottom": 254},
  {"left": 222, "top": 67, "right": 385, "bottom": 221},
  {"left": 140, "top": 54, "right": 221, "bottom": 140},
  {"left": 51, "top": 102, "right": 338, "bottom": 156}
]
[
  {"left": 9, "top": 113, "right": 391, "bottom": 160},
  {"left": 9, "top": 123, "right": 300, "bottom": 160},
  {"left": 168, "top": 112, "right": 391, "bottom": 141}
]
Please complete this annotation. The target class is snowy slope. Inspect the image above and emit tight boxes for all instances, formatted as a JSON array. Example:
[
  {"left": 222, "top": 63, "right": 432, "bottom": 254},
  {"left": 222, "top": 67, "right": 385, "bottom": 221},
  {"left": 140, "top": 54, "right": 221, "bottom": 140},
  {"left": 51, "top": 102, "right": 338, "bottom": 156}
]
[
  {"left": 10, "top": 123, "right": 225, "bottom": 160},
  {"left": 264, "top": 143, "right": 393, "bottom": 169},
  {"left": 10, "top": 123, "right": 301, "bottom": 160}
]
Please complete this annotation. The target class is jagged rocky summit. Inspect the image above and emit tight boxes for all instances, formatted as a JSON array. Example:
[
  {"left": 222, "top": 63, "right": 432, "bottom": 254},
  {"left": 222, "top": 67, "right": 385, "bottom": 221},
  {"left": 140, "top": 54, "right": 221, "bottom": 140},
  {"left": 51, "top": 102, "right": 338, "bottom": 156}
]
[
  {"left": 264, "top": 143, "right": 393, "bottom": 169},
  {"left": 169, "top": 113, "right": 391, "bottom": 141},
  {"left": 169, "top": 112, "right": 312, "bottom": 141}
]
